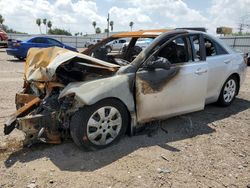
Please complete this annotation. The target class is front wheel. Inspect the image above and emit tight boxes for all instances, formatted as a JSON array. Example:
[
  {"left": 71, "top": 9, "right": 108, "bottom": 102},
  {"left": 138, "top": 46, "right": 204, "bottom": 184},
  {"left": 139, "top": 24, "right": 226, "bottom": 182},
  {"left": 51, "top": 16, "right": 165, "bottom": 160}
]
[
  {"left": 217, "top": 76, "right": 238, "bottom": 106},
  {"left": 70, "top": 99, "right": 129, "bottom": 150},
  {"left": 105, "top": 46, "right": 112, "bottom": 53}
]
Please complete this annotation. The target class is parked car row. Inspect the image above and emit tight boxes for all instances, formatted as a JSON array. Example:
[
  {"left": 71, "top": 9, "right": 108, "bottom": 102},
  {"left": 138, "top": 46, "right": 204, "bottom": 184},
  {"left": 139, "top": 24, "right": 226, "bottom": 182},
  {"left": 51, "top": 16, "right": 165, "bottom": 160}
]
[{"left": 6, "top": 36, "right": 77, "bottom": 60}]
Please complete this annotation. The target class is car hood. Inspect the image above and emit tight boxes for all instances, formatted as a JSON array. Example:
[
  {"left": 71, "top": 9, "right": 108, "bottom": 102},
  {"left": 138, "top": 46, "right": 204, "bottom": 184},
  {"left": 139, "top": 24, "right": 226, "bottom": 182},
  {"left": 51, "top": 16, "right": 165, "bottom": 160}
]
[{"left": 25, "top": 47, "right": 120, "bottom": 82}]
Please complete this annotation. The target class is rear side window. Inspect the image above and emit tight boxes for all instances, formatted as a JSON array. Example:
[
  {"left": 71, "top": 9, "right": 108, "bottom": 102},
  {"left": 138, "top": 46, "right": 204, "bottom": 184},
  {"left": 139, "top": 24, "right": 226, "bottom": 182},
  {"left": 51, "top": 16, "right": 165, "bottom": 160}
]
[
  {"left": 119, "top": 39, "right": 126, "bottom": 43},
  {"left": 30, "top": 38, "right": 47, "bottom": 43},
  {"left": 215, "top": 42, "right": 228, "bottom": 55},
  {"left": 204, "top": 36, "right": 228, "bottom": 57},
  {"left": 47, "top": 38, "right": 62, "bottom": 46}
]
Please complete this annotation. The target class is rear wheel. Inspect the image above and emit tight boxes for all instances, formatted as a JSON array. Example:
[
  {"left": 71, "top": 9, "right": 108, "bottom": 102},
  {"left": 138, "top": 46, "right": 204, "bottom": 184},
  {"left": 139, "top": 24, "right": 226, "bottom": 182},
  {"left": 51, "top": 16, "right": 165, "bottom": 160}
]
[
  {"left": 217, "top": 76, "right": 238, "bottom": 106},
  {"left": 70, "top": 98, "right": 129, "bottom": 150},
  {"left": 16, "top": 56, "right": 25, "bottom": 60}
]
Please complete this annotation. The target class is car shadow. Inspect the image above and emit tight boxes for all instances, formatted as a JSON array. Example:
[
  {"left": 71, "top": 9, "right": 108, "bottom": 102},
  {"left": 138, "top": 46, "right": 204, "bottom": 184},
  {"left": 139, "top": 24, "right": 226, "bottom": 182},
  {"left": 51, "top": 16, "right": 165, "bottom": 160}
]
[
  {"left": 4, "top": 97, "right": 250, "bottom": 172},
  {"left": 7, "top": 59, "right": 25, "bottom": 63}
]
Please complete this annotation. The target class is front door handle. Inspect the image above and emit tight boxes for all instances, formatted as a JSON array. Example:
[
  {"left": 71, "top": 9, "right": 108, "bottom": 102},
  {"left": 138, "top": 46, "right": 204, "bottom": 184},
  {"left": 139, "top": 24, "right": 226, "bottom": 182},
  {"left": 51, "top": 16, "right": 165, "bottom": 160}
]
[
  {"left": 224, "top": 59, "right": 231, "bottom": 64},
  {"left": 195, "top": 68, "right": 208, "bottom": 75}
]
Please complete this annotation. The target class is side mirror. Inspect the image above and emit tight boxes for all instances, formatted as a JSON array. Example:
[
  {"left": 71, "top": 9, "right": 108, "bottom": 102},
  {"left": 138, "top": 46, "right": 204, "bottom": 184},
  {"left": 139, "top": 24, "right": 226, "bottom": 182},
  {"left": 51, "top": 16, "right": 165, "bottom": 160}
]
[{"left": 145, "top": 57, "right": 171, "bottom": 70}]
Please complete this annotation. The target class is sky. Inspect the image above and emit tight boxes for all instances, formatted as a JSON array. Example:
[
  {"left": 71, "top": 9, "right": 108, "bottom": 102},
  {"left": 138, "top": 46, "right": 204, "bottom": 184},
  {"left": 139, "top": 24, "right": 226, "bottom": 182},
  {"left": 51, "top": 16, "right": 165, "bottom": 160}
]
[{"left": 0, "top": 0, "right": 250, "bottom": 35}]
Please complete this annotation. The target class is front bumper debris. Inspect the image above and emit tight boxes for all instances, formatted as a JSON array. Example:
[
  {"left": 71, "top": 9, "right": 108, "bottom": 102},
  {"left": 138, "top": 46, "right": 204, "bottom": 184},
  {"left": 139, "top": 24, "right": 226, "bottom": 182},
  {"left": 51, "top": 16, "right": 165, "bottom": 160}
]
[
  {"left": 17, "top": 112, "right": 61, "bottom": 146},
  {"left": 4, "top": 97, "right": 41, "bottom": 135}
]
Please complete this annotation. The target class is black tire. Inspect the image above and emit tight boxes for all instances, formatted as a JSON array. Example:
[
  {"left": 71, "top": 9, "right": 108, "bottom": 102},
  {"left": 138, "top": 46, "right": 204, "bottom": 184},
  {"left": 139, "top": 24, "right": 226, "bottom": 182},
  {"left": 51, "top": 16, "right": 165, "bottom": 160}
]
[
  {"left": 217, "top": 75, "right": 239, "bottom": 107},
  {"left": 70, "top": 98, "right": 129, "bottom": 150},
  {"left": 247, "top": 59, "right": 250, "bottom": 66},
  {"left": 17, "top": 56, "right": 25, "bottom": 60},
  {"left": 105, "top": 45, "right": 112, "bottom": 53}
]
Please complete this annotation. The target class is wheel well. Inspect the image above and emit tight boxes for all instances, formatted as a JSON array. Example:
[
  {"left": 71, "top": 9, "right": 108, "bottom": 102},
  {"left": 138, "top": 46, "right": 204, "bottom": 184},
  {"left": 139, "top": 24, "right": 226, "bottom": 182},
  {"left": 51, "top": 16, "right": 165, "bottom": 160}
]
[
  {"left": 230, "top": 73, "right": 240, "bottom": 95},
  {"left": 108, "top": 97, "right": 132, "bottom": 135}
]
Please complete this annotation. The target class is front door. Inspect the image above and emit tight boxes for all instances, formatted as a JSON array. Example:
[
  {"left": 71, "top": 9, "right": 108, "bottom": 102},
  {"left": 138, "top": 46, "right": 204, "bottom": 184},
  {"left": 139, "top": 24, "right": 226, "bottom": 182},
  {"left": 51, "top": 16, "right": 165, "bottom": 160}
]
[{"left": 135, "top": 35, "right": 208, "bottom": 123}]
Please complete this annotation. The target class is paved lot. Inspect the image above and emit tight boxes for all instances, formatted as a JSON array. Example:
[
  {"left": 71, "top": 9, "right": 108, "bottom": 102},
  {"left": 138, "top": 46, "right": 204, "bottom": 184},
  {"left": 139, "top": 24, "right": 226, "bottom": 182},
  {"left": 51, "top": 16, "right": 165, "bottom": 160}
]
[{"left": 0, "top": 48, "right": 249, "bottom": 188}]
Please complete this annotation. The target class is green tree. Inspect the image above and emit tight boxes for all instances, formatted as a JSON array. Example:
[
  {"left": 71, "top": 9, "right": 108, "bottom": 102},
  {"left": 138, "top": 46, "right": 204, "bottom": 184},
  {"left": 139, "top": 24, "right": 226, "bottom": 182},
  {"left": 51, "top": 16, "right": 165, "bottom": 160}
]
[
  {"left": 95, "top": 27, "right": 101, "bottom": 34},
  {"left": 43, "top": 18, "right": 47, "bottom": 34},
  {"left": 47, "top": 20, "right": 52, "bottom": 30},
  {"left": 48, "top": 28, "right": 72, "bottom": 36},
  {"left": 1, "top": 24, "right": 26, "bottom": 34},
  {"left": 36, "top": 18, "right": 42, "bottom": 34},
  {"left": 104, "top": 28, "right": 109, "bottom": 33},
  {"left": 0, "top": 14, "right": 4, "bottom": 28},
  {"left": 129, "top": 21, "right": 134, "bottom": 31},
  {"left": 110, "top": 21, "right": 114, "bottom": 31}
]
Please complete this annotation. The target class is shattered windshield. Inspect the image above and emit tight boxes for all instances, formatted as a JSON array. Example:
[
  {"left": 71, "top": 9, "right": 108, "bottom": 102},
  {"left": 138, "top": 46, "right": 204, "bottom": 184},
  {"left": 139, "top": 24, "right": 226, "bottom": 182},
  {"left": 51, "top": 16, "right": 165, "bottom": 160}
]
[{"left": 89, "top": 37, "right": 154, "bottom": 66}]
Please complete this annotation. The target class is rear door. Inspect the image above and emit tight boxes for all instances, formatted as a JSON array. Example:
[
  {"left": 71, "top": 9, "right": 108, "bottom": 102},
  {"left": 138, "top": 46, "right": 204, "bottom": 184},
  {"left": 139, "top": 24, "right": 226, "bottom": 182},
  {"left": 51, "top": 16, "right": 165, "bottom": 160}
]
[
  {"left": 202, "top": 35, "right": 232, "bottom": 103},
  {"left": 135, "top": 34, "right": 208, "bottom": 123}
]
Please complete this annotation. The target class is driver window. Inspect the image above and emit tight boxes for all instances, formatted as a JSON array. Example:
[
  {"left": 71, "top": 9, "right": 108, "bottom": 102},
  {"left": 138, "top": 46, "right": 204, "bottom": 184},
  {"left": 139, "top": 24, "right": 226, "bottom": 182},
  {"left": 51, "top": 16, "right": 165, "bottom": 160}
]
[{"left": 158, "top": 36, "right": 189, "bottom": 64}]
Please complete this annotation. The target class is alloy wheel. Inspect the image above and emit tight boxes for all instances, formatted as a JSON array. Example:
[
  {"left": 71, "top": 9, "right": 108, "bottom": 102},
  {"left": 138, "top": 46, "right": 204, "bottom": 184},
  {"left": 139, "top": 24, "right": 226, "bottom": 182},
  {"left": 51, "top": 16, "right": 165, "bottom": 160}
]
[{"left": 86, "top": 106, "right": 122, "bottom": 145}]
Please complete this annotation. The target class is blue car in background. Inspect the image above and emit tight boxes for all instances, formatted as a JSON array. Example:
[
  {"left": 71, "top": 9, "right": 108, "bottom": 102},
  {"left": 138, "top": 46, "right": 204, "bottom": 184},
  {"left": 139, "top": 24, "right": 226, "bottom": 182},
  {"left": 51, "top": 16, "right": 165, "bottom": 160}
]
[{"left": 6, "top": 37, "right": 77, "bottom": 60}]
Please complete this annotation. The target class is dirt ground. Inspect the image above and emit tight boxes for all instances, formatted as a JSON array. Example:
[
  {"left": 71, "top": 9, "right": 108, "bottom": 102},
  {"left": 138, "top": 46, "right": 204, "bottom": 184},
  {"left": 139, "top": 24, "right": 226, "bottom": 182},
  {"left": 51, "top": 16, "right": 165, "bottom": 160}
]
[{"left": 0, "top": 48, "right": 249, "bottom": 188}]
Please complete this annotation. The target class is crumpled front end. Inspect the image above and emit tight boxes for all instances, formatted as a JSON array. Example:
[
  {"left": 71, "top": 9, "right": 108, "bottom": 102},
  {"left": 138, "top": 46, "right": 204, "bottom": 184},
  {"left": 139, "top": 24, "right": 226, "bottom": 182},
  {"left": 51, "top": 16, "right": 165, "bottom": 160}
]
[{"left": 4, "top": 46, "right": 120, "bottom": 146}]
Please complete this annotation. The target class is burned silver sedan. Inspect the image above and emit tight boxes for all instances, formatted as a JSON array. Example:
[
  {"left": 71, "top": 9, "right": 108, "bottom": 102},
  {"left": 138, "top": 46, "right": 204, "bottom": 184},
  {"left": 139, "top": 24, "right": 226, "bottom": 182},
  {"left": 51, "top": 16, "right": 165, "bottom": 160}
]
[{"left": 4, "top": 29, "right": 247, "bottom": 150}]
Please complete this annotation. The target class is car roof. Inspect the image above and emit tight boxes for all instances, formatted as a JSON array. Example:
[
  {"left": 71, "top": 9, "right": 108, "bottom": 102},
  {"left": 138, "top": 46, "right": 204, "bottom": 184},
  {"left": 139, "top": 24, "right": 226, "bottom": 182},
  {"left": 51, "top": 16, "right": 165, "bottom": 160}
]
[
  {"left": 28, "top": 36, "right": 61, "bottom": 42},
  {"left": 111, "top": 29, "right": 171, "bottom": 38}
]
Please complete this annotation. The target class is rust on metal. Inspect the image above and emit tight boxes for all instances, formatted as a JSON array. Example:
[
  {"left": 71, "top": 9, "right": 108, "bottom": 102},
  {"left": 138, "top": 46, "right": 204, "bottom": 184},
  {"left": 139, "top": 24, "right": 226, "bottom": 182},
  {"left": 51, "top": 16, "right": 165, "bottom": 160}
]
[
  {"left": 15, "top": 93, "right": 37, "bottom": 105},
  {"left": 112, "top": 29, "right": 170, "bottom": 38},
  {"left": 17, "top": 112, "right": 62, "bottom": 145},
  {"left": 4, "top": 97, "right": 41, "bottom": 135},
  {"left": 8, "top": 97, "right": 40, "bottom": 122},
  {"left": 137, "top": 67, "right": 180, "bottom": 95}
]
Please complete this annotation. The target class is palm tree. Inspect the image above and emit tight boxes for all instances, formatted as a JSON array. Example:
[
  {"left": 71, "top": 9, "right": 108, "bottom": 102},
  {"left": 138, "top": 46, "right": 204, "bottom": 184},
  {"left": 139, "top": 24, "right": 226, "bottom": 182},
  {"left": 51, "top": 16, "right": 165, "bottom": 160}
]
[
  {"left": 0, "top": 14, "right": 4, "bottom": 28},
  {"left": 36, "top": 18, "right": 42, "bottom": 34},
  {"left": 47, "top": 20, "right": 52, "bottom": 32},
  {"left": 92, "top": 21, "right": 96, "bottom": 32},
  {"left": 129, "top": 21, "right": 134, "bottom": 31},
  {"left": 43, "top": 18, "right": 47, "bottom": 34},
  {"left": 95, "top": 27, "right": 101, "bottom": 34},
  {"left": 110, "top": 21, "right": 114, "bottom": 32}
]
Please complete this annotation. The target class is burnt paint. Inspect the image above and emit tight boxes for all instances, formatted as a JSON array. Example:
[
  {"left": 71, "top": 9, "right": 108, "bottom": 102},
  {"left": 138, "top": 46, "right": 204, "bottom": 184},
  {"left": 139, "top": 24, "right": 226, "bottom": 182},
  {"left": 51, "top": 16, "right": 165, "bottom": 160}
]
[{"left": 137, "top": 67, "right": 180, "bottom": 94}]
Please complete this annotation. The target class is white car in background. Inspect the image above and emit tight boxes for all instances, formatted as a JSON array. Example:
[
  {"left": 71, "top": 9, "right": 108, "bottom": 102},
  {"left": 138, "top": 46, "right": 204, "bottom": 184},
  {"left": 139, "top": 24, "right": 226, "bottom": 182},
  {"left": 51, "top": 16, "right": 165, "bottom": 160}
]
[{"left": 105, "top": 39, "right": 128, "bottom": 52}]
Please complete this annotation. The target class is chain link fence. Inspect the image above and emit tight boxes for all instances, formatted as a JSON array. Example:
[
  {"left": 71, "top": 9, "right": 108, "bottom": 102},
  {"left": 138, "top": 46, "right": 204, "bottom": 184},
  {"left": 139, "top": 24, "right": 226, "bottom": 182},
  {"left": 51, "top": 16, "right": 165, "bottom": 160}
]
[{"left": 220, "top": 36, "right": 250, "bottom": 53}]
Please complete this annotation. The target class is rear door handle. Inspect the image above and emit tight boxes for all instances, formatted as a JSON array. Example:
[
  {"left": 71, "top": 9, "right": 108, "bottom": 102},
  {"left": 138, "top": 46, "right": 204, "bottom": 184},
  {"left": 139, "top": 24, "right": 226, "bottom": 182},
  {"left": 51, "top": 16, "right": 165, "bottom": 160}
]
[
  {"left": 195, "top": 68, "right": 208, "bottom": 75},
  {"left": 224, "top": 59, "right": 231, "bottom": 64}
]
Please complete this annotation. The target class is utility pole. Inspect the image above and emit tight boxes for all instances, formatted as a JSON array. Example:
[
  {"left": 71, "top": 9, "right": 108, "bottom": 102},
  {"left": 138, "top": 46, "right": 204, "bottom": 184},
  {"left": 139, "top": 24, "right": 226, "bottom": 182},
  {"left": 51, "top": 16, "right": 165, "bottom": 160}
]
[
  {"left": 238, "top": 13, "right": 250, "bottom": 34},
  {"left": 107, "top": 13, "right": 110, "bottom": 37},
  {"left": 239, "top": 23, "right": 243, "bottom": 35}
]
